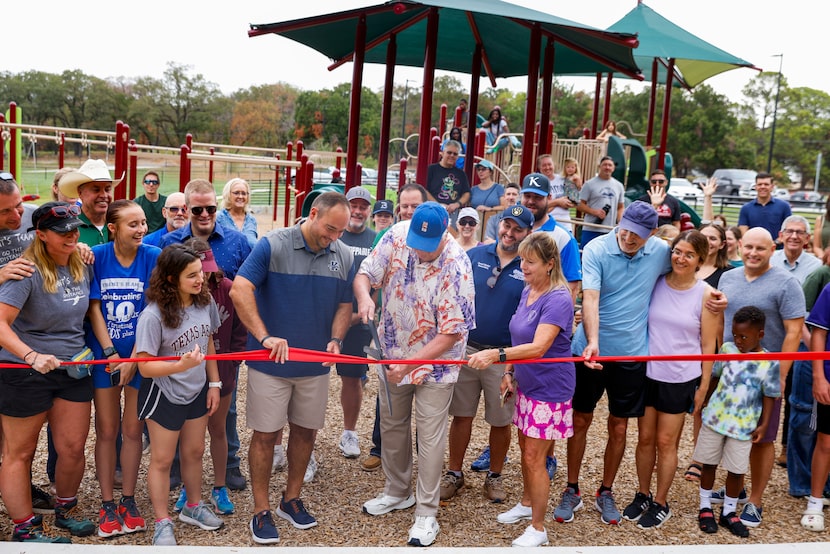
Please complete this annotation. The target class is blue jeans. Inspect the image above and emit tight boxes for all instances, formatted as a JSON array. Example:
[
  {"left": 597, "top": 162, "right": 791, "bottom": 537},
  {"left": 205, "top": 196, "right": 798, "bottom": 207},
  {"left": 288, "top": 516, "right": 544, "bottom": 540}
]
[{"left": 787, "top": 349, "right": 830, "bottom": 496}]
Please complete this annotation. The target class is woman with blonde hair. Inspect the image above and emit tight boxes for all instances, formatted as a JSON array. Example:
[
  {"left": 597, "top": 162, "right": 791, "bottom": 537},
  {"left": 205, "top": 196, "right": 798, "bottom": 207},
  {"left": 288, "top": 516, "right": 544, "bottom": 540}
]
[
  {"left": 217, "top": 178, "right": 258, "bottom": 248},
  {"left": 470, "top": 232, "right": 575, "bottom": 547}
]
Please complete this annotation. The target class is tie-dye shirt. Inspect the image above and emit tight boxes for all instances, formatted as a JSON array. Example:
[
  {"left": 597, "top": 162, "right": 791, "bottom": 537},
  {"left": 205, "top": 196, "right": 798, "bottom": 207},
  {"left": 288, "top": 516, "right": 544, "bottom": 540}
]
[
  {"left": 701, "top": 342, "right": 780, "bottom": 441},
  {"left": 358, "top": 220, "right": 475, "bottom": 384}
]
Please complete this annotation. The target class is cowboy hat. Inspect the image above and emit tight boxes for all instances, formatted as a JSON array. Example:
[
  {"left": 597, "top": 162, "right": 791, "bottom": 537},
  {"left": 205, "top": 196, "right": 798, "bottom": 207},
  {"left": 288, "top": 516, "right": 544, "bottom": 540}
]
[{"left": 58, "top": 159, "right": 123, "bottom": 198}]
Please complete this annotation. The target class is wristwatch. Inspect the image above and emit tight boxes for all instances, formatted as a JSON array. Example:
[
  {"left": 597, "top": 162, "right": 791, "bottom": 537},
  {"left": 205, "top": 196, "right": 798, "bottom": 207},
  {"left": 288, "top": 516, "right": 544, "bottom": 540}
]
[
  {"left": 329, "top": 337, "right": 344, "bottom": 349},
  {"left": 498, "top": 347, "right": 507, "bottom": 363},
  {"left": 103, "top": 346, "right": 118, "bottom": 358}
]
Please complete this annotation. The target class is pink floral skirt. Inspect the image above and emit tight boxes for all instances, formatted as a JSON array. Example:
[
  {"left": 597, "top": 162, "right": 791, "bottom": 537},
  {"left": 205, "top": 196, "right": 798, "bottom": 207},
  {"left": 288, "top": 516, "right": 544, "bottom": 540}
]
[{"left": 512, "top": 388, "right": 574, "bottom": 441}]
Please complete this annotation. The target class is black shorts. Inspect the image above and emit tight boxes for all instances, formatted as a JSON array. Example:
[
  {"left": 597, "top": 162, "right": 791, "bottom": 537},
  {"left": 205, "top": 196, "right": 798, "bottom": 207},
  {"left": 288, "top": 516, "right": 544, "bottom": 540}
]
[
  {"left": 572, "top": 360, "right": 647, "bottom": 418},
  {"left": 644, "top": 376, "right": 700, "bottom": 415},
  {"left": 817, "top": 402, "right": 830, "bottom": 436},
  {"left": 0, "top": 367, "right": 93, "bottom": 417},
  {"left": 336, "top": 324, "right": 370, "bottom": 378},
  {"left": 137, "top": 378, "right": 208, "bottom": 431}
]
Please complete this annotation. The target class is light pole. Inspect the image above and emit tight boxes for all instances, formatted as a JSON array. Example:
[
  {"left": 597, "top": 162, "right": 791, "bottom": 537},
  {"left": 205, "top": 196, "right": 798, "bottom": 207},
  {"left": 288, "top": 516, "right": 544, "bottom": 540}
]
[
  {"left": 767, "top": 54, "right": 783, "bottom": 173},
  {"left": 400, "top": 79, "right": 416, "bottom": 161}
]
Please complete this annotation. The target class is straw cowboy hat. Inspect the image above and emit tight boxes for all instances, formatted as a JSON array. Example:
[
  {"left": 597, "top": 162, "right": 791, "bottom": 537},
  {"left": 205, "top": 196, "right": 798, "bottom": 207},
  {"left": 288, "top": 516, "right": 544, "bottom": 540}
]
[{"left": 58, "top": 159, "right": 123, "bottom": 198}]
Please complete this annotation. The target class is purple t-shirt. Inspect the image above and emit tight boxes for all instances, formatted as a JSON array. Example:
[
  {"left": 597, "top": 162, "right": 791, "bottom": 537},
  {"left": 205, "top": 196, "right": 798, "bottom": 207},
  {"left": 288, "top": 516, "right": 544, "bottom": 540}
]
[
  {"left": 509, "top": 285, "right": 575, "bottom": 403},
  {"left": 806, "top": 285, "right": 830, "bottom": 382}
]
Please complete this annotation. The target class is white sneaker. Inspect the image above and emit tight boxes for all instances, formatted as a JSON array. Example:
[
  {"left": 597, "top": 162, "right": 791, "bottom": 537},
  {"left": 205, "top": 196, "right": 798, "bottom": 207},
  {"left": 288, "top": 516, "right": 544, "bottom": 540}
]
[
  {"left": 407, "top": 515, "right": 439, "bottom": 547},
  {"left": 497, "top": 502, "right": 532, "bottom": 524},
  {"left": 362, "top": 493, "right": 416, "bottom": 516},
  {"left": 272, "top": 445, "right": 287, "bottom": 472},
  {"left": 511, "top": 524, "right": 548, "bottom": 547},
  {"left": 303, "top": 452, "right": 318, "bottom": 484},
  {"left": 339, "top": 431, "right": 360, "bottom": 459}
]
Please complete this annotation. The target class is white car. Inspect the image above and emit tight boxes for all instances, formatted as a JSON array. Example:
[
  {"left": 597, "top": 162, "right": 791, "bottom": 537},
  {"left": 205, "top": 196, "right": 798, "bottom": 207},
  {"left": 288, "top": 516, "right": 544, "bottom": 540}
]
[{"left": 667, "top": 178, "right": 703, "bottom": 201}]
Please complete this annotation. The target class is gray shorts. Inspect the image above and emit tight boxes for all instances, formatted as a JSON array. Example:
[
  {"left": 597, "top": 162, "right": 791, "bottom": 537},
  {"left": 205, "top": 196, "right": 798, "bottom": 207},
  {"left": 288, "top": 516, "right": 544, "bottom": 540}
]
[
  {"left": 246, "top": 369, "right": 330, "bottom": 432},
  {"left": 449, "top": 345, "right": 514, "bottom": 427},
  {"left": 693, "top": 424, "right": 751, "bottom": 475}
]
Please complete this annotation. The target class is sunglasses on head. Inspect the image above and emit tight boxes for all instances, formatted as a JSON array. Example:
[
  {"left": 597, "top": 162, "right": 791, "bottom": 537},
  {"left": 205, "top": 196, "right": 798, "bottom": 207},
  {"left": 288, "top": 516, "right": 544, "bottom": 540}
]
[
  {"left": 190, "top": 205, "right": 217, "bottom": 216},
  {"left": 143, "top": 179, "right": 160, "bottom": 185},
  {"left": 49, "top": 204, "right": 81, "bottom": 218}
]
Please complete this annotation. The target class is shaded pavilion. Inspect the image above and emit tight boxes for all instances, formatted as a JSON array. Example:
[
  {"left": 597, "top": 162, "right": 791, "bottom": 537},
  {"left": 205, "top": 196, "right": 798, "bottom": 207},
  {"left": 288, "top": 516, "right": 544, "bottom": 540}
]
[{"left": 249, "top": 0, "right": 642, "bottom": 197}]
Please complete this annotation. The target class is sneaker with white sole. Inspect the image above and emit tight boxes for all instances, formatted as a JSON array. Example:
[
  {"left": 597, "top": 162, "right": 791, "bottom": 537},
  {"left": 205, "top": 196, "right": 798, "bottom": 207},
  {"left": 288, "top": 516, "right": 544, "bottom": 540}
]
[
  {"left": 439, "top": 471, "right": 464, "bottom": 501},
  {"left": 272, "top": 444, "right": 287, "bottom": 472},
  {"left": 408, "top": 515, "right": 439, "bottom": 547},
  {"left": 594, "top": 490, "right": 621, "bottom": 525},
  {"left": 276, "top": 496, "right": 317, "bottom": 529},
  {"left": 249, "top": 510, "right": 280, "bottom": 544},
  {"left": 211, "top": 486, "right": 235, "bottom": 515},
  {"left": 622, "top": 491, "right": 652, "bottom": 522},
  {"left": 362, "top": 493, "right": 416, "bottom": 516},
  {"left": 497, "top": 502, "right": 532, "bottom": 524},
  {"left": 739, "top": 502, "right": 762, "bottom": 528},
  {"left": 152, "top": 518, "right": 176, "bottom": 546},
  {"left": 303, "top": 452, "right": 318, "bottom": 484},
  {"left": 637, "top": 501, "right": 671, "bottom": 529},
  {"left": 179, "top": 500, "right": 223, "bottom": 531},
  {"left": 339, "top": 431, "right": 360, "bottom": 458},
  {"left": 710, "top": 486, "right": 747, "bottom": 505},
  {"left": 484, "top": 473, "right": 506, "bottom": 503},
  {"left": 512, "top": 524, "right": 548, "bottom": 547},
  {"left": 553, "top": 487, "right": 583, "bottom": 523}
]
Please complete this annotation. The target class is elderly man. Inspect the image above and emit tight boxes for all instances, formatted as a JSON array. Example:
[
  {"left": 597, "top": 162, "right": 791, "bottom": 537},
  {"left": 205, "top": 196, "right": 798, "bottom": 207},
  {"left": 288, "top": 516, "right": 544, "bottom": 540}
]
[
  {"left": 143, "top": 192, "right": 188, "bottom": 247},
  {"left": 442, "top": 205, "right": 534, "bottom": 504},
  {"left": 578, "top": 156, "right": 625, "bottom": 248},
  {"left": 356, "top": 202, "right": 475, "bottom": 547},
  {"left": 58, "top": 159, "right": 115, "bottom": 246},
  {"left": 425, "top": 140, "right": 470, "bottom": 226},
  {"left": 231, "top": 191, "right": 353, "bottom": 544},
  {"left": 717, "top": 227, "right": 805, "bottom": 528}
]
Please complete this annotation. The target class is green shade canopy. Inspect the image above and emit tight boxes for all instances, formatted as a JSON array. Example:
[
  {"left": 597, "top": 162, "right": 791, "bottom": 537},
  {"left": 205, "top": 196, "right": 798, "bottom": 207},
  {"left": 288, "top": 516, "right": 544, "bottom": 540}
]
[
  {"left": 249, "top": 0, "right": 642, "bottom": 81},
  {"left": 607, "top": 2, "right": 759, "bottom": 88}
]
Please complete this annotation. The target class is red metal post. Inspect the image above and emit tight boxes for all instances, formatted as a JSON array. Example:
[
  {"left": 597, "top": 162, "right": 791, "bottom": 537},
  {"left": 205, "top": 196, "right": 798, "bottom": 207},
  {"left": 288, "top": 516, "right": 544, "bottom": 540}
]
[
  {"left": 345, "top": 14, "right": 367, "bottom": 191},
  {"left": 602, "top": 74, "right": 613, "bottom": 130},
  {"left": 657, "top": 59, "right": 676, "bottom": 171},
  {"left": 538, "top": 39, "right": 555, "bottom": 156},
  {"left": 209, "top": 147, "right": 215, "bottom": 184},
  {"left": 355, "top": 162, "right": 363, "bottom": 187},
  {"left": 114, "top": 121, "right": 128, "bottom": 200},
  {"left": 376, "top": 34, "right": 397, "bottom": 201},
  {"left": 439, "top": 103, "right": 447, "bottom": 139},
  {"left": 284, "top": 142, "right": 294, "bottom": 228},
  {"left": 476, "top": 129, "right": 486, "bottom": 161},
  {"left": 272, "top": 154, "right": 281, "bottom": 224},
  {"left": 399, "top": 159, "right": 407, "bottom": 191},
  {"left": 415, "top": 7, "right": 439, "bottom": 185},
  {"left": 591, "top": 74, "right": 601, "bottom": 138},
  {"left": 58, "top": 132, "right": 65, "bottom": 169},
  {"left": 10, "top": 102, "right": 18, "bottom": 179},
  {"left": 454, "top": 106, "right": 462, "bottom": 128},
  {"left": 128, "top": 140, "right": 138, "bottom": 199},
  {"left": 465, "top": 43, "right": 482, "bottom": 182},
  {"left": 430, "top": 128, "right": 440, "bottom": 165},
  {"left": 179, "top": 145, "right": 190, "bottom": 191},
  {"left": 520, "top": 24, "right": 541, "bottom": 180},
  {"left": 186, "top": 134, "right": 193, "bottom": 152},
  {"left": 0, "top": 114, "right": 5, "bottom": 172},
  {"left": 646, "top": 58, "right": 659, "bottom": 148},
  {"left": 547, "top": 122, "right": 554, "bottom": 153},
  {"left": 335, "top": 147, "right": 343, "bottom": 171}
]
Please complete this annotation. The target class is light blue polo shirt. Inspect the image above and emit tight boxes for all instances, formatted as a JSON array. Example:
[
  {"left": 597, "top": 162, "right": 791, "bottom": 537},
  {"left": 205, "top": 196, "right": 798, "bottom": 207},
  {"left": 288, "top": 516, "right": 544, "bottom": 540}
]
[{"left": 572, "top": 229, "right": 670, "bottom": 356}]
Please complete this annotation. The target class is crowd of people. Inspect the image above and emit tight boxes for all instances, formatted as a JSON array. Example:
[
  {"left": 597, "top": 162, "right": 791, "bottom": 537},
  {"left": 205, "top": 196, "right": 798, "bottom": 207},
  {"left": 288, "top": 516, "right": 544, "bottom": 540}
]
[{"left": 0, "top": 155, "right": 828, "bottom": 548}]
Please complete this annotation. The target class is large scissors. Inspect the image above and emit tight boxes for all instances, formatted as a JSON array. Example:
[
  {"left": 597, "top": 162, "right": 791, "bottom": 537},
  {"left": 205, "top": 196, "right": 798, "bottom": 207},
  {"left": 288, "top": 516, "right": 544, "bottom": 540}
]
[{"left": 365, "top": 319, "right": 393, "bottom": 416}]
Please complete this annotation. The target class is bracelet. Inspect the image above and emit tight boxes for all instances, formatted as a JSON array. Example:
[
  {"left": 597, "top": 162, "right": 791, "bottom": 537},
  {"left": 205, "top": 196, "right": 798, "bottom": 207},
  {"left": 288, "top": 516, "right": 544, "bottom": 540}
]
[
  {"left": 329, "top": 337, "right": 343, "bottom": 349},
  {"left": 208, "top": 381, "right": 222, "bottom": 389},
  {"left": 498, "top": 347, "right": 507, "bottom": 363},
  {"left": 502, "top": 371, "right": 514, "bottom": 379},
  {"left": 260, "top": 335, "right": 272, "bottom": 348},
  {"left": 23, "top": 350, "right": 35, "bottom": 364}
]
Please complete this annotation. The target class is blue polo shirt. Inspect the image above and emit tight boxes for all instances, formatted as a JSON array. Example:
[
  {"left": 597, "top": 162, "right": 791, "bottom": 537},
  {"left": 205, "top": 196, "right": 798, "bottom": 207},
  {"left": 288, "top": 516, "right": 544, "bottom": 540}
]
[
  {"left": 738, "top": 197, "right": 791, "bottom": 241},
  {"left": 159, "top": 222, "right": 251, "bottom": 280},
  {"left": 467, "top": 243, "right": 525, "bottom": 346},
  {"left": 143, "top": 226, "right": 169, "bottom": 247},
  {"left": 536, "top": 216, "right": 582, "bottom": 283},
  {"left": 238, "top": 225, "right": 354, "bottom": 378},
  {"left": 572, "top": 229, "right": 670, "bottom": 356}
]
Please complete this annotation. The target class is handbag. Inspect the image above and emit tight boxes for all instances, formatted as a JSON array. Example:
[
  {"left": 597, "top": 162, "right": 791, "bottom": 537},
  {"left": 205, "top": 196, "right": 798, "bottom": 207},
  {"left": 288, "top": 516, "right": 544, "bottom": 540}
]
[{"left": 65, "top": 347, "right": 94, "bottom": 379}]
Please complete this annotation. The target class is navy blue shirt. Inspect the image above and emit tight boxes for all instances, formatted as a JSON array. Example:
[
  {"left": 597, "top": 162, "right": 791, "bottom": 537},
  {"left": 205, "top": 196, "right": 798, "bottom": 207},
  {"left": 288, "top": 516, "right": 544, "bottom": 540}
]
[
  {"left": 159, "top": 222, "right": 252, "bottom": 280},
  {"left": 467, "top": 243, "right": 525, "bottom": 346},
  {"left": 738, "top": 197, "right": 791, "bottom": 243}
]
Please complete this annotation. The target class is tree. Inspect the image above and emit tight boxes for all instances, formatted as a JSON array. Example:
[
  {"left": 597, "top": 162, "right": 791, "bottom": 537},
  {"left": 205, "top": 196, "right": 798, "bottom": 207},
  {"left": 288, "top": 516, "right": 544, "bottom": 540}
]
[{"left": 230, "top": 83, "right": 300, "bottom": 148}]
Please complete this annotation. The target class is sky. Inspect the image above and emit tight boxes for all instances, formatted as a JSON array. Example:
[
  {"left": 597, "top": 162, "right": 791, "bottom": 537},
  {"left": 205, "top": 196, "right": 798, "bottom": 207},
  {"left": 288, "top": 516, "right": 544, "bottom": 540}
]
[{"left": 5, "top": 1, "right": 823, "bottom": 105}]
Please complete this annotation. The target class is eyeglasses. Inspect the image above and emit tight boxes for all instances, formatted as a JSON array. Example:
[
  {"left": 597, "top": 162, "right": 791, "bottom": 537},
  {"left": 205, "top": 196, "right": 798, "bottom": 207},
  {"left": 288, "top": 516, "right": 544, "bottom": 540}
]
[
  {"left": 166, "top": 205, "right": 187, "bottom": 213},
  {"left": 143, "top": 179, "right": 160, "bottom": 185},
  {"left": 486, "top": 265, "right": 502, "bottom": 288},
  {"left": 0, "top": 172, "right": 14, "bottom": 181},
  {"left": 458, "top": 218, "right": 478, "bottom": 227},
  {"left": 444, "top": 151, "right": 460, "bottom": 157},
  {"left": 782, "top": 229, "right": 807, "bottom": 236},
  {"left": 650, "top": 179, "right": 666, "bottom": 184},
  {"left": 671, "top": 248, "right": 698, "bottom": 261},
  {"left": 190, "top": 205, "right": 217, "bottom": 216}
]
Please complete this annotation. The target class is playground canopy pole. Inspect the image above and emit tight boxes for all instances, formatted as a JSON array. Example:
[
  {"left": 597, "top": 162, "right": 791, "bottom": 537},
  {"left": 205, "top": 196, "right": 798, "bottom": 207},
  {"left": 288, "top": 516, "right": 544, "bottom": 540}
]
[
  {"left": 538, "top": 39, "right": 555, "bottom": 157},
  {"left": 657, "top": 58, "right": 676, "bottom": 171},
  {"left": 463, "top": 43, "right": 482, "bottom": 184},
  {"left": 519, "top": 24, "right": 542, "bottom": 180},
  {"left": 345, "top": 14, "right": 367, "bottom": 191},
  {"left": 376, "top": 33, "right": 397, "bottom": 201},
  {"left": 415, "top": 7, "right": 439, "bottom": 186}
]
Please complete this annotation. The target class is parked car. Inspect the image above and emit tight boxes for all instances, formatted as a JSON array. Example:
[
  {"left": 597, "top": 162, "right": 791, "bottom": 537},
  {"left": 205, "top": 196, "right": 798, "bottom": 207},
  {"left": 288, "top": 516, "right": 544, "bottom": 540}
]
[
  {"left": 773, "top": 187, "right": 791, "bottom": 201},
  {"left": 789, "top": 191, "right": 823, "bottom": 203},
  {"left": 711, "top": 168, "right": 757, "bottom": 197},
  {"left": 667, "top": 178, "right": 703, "bottom": 201}
]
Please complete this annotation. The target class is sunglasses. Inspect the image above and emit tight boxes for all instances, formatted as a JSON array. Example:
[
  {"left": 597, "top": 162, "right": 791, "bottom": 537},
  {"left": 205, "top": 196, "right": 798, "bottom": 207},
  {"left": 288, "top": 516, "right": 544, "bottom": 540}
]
[
  {"left": 486, "top": 265, "right": 502, "bottom": 288},
  {"left": 458, "top": 218, "right": 478, "bottom": 227},
  {"left": 444, "top": 151, "right": 460, "bottom": 156},
  {"left": 650, "top": 179, "right": 666, "bottom": 184},
  {"left": 143, "top": 179, "right": 160, "bottom": 185},
  {"left": 190, "top": 205, "right": 217, "bottom": 216},
  {"left": 49, "top": 204, "right": 82, "bottom": 218},
  {"left": 166, "top": 206, "right": 187, "bottom": 213}
]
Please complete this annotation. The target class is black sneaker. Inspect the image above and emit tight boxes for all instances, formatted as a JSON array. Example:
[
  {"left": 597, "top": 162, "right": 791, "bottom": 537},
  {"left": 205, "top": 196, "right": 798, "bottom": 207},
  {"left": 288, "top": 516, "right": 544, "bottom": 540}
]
[
  {"left": 719, "top": 510, "right": 749, "bottom": 538},
  {"left": 622, "top": 491, "right": 652, "bottom": 522},
  {"left": 31, "top": 484, "right": 56, "bottom": 515},
  {"left": 226, "top": 467, "right": 247, "bottom": 491},
  {"left": 637, "top": 501, "right": 671, "bottom": 529}
]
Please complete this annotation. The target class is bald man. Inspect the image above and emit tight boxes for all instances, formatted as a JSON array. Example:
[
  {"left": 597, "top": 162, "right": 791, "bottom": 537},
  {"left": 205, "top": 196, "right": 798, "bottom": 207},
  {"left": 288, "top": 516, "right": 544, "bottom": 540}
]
[
  {"left": 716, "top": 227, "right": 805, "bottom": 528},
  {"left": 143, "top": 192, "right": 187, "bottom": 247}
]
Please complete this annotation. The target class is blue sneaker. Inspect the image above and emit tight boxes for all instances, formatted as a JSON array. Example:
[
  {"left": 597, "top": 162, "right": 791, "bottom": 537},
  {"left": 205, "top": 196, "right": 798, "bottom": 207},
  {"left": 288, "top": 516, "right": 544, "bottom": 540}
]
[
  {"left": 471, "top": 446, "right": 491, "bottom": 472},
  {"left": 211, "top": 486, "right": 234, "bottom": 515},
  {"left": 250, "top": 510, "right": 280, "bottom": 544},
  {"left": 594, "top": 490, "right": 621, "bottom": 525},
  {"left": 174, "top": 487, "right": 187, "bottom": 513},
  {"left": 546, "top": 456, "right": 558, "bottom": 480},
  {"left": 739, "top": 502, "right": 762, "bottom": 528},
  {"left": 276, "top": 496, "right": 317, "bottom": 530},
  {"left": 710, "top": 486, "right": 747, "bottom": 505},
  {"left": 553, "top": 487, "right": 583, "bottom": 523}
]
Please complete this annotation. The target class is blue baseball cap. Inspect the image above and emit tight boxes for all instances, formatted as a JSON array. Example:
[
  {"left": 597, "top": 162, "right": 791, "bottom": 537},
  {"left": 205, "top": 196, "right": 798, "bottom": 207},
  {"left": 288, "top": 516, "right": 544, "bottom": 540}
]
[
  {"left": 619, "top": 200, "right": 658, "bottom": 239},
  {"left": 520, "top": 172, "right": 550, "bottom": 196},
  {"left": 407, "top": 202, "right": 448, "bottom": 252},
  {"left": 373, "top": 199, "right": 394, "bottom": 215},
  {"left": 500, "top": 205, "right": 534, "bottom": 229}
]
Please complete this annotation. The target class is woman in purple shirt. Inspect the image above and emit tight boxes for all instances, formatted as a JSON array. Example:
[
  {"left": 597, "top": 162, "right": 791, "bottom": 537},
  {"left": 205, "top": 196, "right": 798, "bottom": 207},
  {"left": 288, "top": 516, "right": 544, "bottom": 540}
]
[{"left": 469, "top": 232, "right": 574, "bottom": 547}]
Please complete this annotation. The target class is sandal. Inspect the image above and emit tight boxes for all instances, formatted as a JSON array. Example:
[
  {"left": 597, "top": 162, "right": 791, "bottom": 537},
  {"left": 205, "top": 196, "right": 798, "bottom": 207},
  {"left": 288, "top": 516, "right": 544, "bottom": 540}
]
[
  {"left": 698, "top": 508, "right": 718, "bottom": 533},
  {"left": 801, "top": 509, "right": 825, "bottom": 532},
  {"left": 684, "top": 463, "right": 702, "bottom": 483}
]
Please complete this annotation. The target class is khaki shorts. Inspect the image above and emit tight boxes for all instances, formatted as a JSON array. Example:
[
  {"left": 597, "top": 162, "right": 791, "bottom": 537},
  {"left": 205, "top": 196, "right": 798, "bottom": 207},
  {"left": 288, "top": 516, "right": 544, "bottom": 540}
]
[
  {"left": 693, "top": 424, "right": 751, "bottom": 475},
  {"left": 449, "top": 345, "right": 514, "bottom": 427},
  {"left": 246, "top": 369, "right": 330, "bottom": 432}
]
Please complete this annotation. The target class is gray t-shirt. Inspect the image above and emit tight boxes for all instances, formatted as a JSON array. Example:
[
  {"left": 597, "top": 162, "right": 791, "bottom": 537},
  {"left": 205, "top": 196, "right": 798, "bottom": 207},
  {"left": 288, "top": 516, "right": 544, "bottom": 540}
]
[
  {"left": 135, "top": 299, "right": 220, "bottom": 405},
  {"left": 719, "top": 266, "right": 806, "bottom": 351},
  {"left": 0, "top": 204, "right": 36, "bottom": 268},
  {"left": 579, "top": 176, "right": 624, "bottom": 231},
  {"left": 0, "top": 264, "right": 90, "bottom": 363}
]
